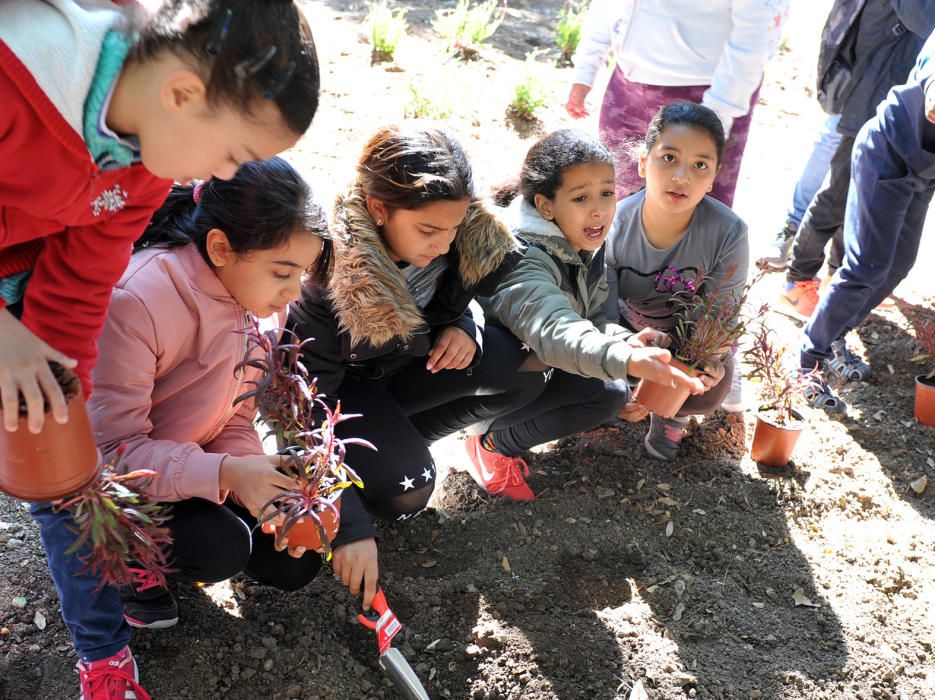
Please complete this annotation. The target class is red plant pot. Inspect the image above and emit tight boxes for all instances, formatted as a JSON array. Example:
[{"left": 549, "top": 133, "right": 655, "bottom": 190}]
[
  {"left": 915, "top": 374, "right": 935, "bottom": 426},
  {"left": 262, "top": 493, "right": 342, "bottom": 553},
  {"left": 0, "top": 393, "right": 100, "bottom": 501},
  {"left": 633, "top": 358, "right": 696, "bottom": 419},
  {"left": 750, "top": 408, "right": 805, "bottom": 467}
]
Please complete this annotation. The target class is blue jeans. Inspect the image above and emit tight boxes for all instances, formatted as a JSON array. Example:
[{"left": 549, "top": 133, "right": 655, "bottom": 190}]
[
  {"left": 802, "top": 119, "right": 935, "bottom": 369},
  {"left": 787, "top": 114, "right": 842, "bottom": 228},
  {"left": 30, "top": 502, "right": 129, "bottom": 662}
]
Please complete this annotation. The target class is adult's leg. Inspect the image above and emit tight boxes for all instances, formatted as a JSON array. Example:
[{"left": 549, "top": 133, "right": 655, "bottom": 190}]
[
  {"left": 786, "top": 134, "right": 856, "bottom": 282},
  {"left": 337, "top": 375, "right": 438, "bottom": 519},
  {"left": 801, "top": 127, "right": 920, "bottom": 371},
  {"left": 709, "top": 87, "right": 762, "bottom": 207},
  {"left": 393, "top": 324, "right": 547, "bottom": 444},
  {"left": 788, "top": 114, "right": 843, "bottom": 228},
  {"left": 598, "top": 69, "right": 707, "bottom": 200},
  {"left": 484, "top": 371, "right": 630, "bottom": 457},
  {"left": 30, "top": 502, "right": 129, "bottom": 662}
]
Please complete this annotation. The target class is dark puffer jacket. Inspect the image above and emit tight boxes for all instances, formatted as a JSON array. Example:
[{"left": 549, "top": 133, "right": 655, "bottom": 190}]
[{"left": 287, "top": 182, "right": 521, "bottom": 400}]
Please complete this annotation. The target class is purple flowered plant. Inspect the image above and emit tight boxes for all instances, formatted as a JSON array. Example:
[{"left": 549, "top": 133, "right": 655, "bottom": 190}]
[
  {"left": 233, "top": 322, "right": 371, "bottom": 558},
  {"left": 653, "top": 264, "right": 698, "bottom": 296}
]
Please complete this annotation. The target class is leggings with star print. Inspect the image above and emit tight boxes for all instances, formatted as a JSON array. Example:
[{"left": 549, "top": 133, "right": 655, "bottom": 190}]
[{"left": 333, "top": 323, "right": 544, "bottom": 529}]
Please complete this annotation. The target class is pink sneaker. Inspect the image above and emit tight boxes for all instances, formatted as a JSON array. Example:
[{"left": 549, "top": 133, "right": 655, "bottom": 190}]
[
  {"left": 464, "top": 435, "right": 535, "bottom": 501},
  {"left": 77, "top": 646, "right": 150, "bottom": 700}
]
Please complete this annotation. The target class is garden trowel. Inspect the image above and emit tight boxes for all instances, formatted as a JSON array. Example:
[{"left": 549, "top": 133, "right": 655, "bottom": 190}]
[{"left": 357, "top": 587, "right": 430, "bottom": 700}]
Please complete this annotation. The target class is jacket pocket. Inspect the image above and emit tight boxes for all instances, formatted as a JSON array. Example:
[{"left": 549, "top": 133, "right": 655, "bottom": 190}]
[{"left": 620, "top": 7, "right": 726, "bottom": 73}]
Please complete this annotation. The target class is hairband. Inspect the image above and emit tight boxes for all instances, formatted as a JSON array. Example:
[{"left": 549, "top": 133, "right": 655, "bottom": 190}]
[{"left": 193, "top": 182, "right": 205, "bottom": 204}]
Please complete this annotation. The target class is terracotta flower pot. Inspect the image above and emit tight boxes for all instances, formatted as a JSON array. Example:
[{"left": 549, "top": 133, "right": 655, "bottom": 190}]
[
  {"left": 633, "top": 358, "right": 697, "bottom": 419},
  {"left": 261, "top": 492, "right": 342, "bottom": 553},
  {"left": 750, "top": 408, "right": 805, "bottom": 467},
  {"left": 915, "top": 374, "right": 935, "bottom": 426},
  {"left": 0, "top": 367, "right": 100, "bottom": 502}
]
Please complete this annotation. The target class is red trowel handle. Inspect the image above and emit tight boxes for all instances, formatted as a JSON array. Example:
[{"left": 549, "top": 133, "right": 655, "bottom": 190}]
[{"left": 357, "top": 587, "right": 402, "bottom": 654}]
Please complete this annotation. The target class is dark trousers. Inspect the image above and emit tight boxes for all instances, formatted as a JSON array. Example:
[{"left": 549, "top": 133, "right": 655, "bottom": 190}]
[
  {"left": 337, "top": 324, "right": 545, "bottom": 519},
  {"left": 802, "top": 120, "right": 935, "bottom": 368},
  {"left": 31, "top": 495, "right": 323, "bottom": 663},
  {"left": 488, "top": 370, "right": 630, "bottom": 457},
  {"left": 787, "top": 134, "right": 855, "bottom": 282}
]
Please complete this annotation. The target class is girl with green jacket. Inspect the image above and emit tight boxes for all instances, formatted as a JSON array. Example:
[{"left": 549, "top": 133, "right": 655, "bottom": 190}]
[{"left": 467, "top": 129, "right": 703, "bottom": 500}]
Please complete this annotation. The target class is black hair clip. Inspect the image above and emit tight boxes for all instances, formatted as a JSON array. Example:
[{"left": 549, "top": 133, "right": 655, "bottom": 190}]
[
  {"left": 234, "top": 45, "right": 277, "bottom": 81},
  {"left": 205, "top": 7, "right": 232, "bottom": 56},
  {"left": 261, "top": 59, "right": 296, "bottom": 100}
]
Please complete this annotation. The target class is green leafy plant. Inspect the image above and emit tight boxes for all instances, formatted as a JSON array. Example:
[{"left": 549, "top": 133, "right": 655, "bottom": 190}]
[
  {"left": 367, "top": 1, "right": 407, "bottom": 65},
  {"left": 508, "top": 52, "right": 549, "bottom": 122},
  {"left": 56, "top": 446, "right": 173, "bottom": 591},
  {"left": 234, "top": 325, "right": 369, "bottom": 558},
  {"left": 743, "top": 318, "right": 822, "bottom": 426},
  {"left": 554, "top": 1, "right": 587, "bottom": 67},
  {"left": 403, "top": 81, "right": 453, "bottom": 119},
  {"left": 433, "top": 0, "right": 506, "bottom": 60}
]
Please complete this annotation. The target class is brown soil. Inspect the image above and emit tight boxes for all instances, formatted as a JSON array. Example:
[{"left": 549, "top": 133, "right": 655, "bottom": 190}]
[{"left": 2, "top": 1, "right": 934, "bottom": 699}]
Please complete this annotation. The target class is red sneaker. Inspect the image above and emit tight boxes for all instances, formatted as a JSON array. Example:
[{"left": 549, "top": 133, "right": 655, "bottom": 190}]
[
  {"left": 777, "top": 279, "right": 820, "bottom": 320},
  {"left": 464, "top": 436, "right": 535, "bottom": 501},
  {"left": 77, "top": 646, "right": 150, "bottom": 700}
]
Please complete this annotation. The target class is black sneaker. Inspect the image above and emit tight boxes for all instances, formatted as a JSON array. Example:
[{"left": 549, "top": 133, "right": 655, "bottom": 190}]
[
  {"left": 756, "top": 220, "right": 797, "bottom": 271},
  {"left": 120, "top": 568, "right": 178, "bottom": 630}
]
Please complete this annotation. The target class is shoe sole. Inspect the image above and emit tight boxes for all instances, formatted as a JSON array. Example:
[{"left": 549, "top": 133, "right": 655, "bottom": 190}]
[
  {"left": 772, "top": 297, "right": 814, "bottom": 323},
  {"left": 643, "top": 433, "right": 674, "bottom": 461},
  {"left": 756, "top": 259, "right": 787, "bottom": 272},
  {"left": 125, "top": 615, "right": 179, "bottom": 630}
]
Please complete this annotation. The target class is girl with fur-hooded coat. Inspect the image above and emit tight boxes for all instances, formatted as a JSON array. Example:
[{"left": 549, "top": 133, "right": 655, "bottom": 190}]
[{"left": 287, "top": 126, "right": 544, "bottom": 610}]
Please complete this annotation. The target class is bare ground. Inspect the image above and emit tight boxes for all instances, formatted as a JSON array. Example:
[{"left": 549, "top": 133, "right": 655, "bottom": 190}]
[{"left": 2, "top": 1, "right": 933, "bottom": 698}]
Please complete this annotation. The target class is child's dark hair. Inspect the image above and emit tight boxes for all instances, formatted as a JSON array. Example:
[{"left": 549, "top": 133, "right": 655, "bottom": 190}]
[
  {"left": 491, "top": 129, "right": 614, "bottom": 207},
  {"left": 644, "top": 102, "right": 726, "bottom": 164},
  {"left": 130, "top": 0, "right": 319, "bottom": 135},
  {"left": 135, "top": 157, "right": 331, "bottom": 285},
  {"left": 357, "top": 126, "right": 474, "bottom": 210}
]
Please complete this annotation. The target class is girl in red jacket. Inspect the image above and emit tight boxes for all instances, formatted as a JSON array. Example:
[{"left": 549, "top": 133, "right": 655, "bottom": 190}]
[{"left": 0, "top": 0, "right": 319, "bottom": 431}]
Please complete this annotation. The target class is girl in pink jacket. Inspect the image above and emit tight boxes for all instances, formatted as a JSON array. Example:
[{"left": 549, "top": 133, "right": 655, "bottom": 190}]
[{"left": 86, "top": 157, "right": 331, "bottom": 686}]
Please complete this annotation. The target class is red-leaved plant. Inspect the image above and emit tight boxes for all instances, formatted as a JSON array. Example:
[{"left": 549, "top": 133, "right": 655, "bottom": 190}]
[
  {"left": 669, "top": 266, "right": 762, "bottom": 370},
  {"left": 895, "top": 298, "right": 935, "bottom": 379},
  {"left": 743, "top": 318, "right": 822, "bottom": 427},
  {"left": 234, "top": 323, "right": 370, "bottom": 559},
  {"left": 55, "top": 445, "right": 173, "bottom": 590}
]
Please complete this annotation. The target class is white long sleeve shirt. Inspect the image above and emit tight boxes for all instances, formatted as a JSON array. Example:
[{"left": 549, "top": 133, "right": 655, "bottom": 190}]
[{"left": 572, "top": 0, "right": 788, "bottom": 135}]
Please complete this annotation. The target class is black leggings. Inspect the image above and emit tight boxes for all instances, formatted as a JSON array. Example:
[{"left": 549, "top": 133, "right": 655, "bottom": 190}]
[
  {"left": 165, "top": 498, "right": 322, "bottom": 593},
  {"left": 486, "top": 369, "right": 631, "bottom": 457},
  {"left": 337, "top": 323, "right": 545, "bottom": 521}
]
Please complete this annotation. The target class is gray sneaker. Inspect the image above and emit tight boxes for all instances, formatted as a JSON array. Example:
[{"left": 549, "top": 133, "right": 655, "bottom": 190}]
[
  {"left": 644, "top": 414, "right": 689, "bottom": 460},
  {"left": 828, "top": 338, "right": 871, "bottom": 382},
  {"left": 756, "top": 220, "right": 798, "bottom": 271}
]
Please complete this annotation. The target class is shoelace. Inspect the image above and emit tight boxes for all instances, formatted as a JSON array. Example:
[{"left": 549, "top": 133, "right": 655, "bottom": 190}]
[
  {"left": 78, "top": 659, "right": 151, "bottom": 700},
  {"left": 129, "top": 567, "right": 163, "bottom": 594},
  {"left": 489, "top": 454, "right": 530, "bottom": 491}
]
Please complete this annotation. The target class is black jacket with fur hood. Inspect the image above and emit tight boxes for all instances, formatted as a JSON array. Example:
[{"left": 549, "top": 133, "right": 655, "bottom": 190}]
[{"left": 288, "top": 182, "right": 522, "bottom": 402}]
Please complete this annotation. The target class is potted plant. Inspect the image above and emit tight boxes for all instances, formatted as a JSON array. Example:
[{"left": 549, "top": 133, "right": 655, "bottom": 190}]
[
  {"left": 56, "top": 445, "right": 174, "bottom": 589},
  {"left": 234, "top": 324, "right": 370, "bottom": 558},
  {"left": 743, "top": 319, "right": 822, "bottom": 467},
  {"left": 633, "top": 266, "right": 754, "bottom": 418},
  {"left": 897, "top": 299, "right": 935, "bottom": 426},
  {"left": 0, "top": 362, "right": 100, "bottom": 501}
]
